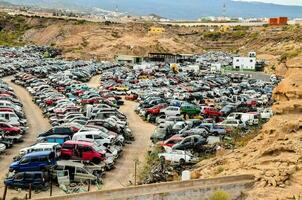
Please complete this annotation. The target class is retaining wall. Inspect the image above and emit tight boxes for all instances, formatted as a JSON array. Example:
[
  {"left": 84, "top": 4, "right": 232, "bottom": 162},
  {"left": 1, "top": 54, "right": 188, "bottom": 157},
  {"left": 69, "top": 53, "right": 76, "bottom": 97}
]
[{"left": 37, "top": 174, "right": 254, "bottom": 200}]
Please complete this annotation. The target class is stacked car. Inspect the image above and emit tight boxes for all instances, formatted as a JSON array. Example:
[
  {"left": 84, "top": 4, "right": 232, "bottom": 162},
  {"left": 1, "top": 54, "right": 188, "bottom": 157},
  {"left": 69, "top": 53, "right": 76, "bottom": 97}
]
[{"left": 0, "top": 80, "right": 28, "bottom": 154}]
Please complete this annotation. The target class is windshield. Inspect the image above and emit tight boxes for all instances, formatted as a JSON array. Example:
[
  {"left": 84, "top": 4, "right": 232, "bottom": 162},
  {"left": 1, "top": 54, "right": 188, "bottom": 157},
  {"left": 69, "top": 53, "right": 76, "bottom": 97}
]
[{"left": 92, "top": 144, "right": 104, "bottom": 152}]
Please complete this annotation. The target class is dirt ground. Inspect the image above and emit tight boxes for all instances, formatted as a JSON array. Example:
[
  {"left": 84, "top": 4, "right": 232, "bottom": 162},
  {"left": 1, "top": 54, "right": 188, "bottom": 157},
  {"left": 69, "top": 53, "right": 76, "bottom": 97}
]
[{"left": 87, "top": 75, "right": 156, "bottom": 189}]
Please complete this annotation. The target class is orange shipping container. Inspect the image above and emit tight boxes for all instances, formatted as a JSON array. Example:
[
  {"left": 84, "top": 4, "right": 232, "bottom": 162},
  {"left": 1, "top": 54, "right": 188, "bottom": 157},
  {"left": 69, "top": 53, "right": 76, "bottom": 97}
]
[
  {"left": 269, "top": 18, "right": 278, "bottom": 25},
  {"left": 277, "top": 17, "right": 288, "bottom": 25}
]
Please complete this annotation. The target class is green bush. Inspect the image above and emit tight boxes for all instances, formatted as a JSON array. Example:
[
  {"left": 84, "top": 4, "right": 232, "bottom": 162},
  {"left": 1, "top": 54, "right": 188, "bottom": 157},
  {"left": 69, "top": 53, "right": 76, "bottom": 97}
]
[
  {"left": 280, "top": 49, "right": 301, "bottom": 62},
  {"left": 203, "top": 31, "right": 222, "bottom": 41},
  {"left": 210, "top": 190, "right": 231, "bottom": 200}
]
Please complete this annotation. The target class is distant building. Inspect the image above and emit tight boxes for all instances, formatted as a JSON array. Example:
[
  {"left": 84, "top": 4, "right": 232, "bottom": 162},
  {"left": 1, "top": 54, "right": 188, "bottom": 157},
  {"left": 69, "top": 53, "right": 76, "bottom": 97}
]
[
  {"left": 148, "top": 27, "right": 165, "bottom": 35},
  {"left": 268, "top": 17, "right": 288, "bottom": 26},
  {"left": 233, "top": 57, "right": 256, "bottom": 70},
  {"left": 147, "top": 53, "right": 195, "bottom": 63},
  {"left": 115, "top": 55, "right": 143, "bottom": 64}
]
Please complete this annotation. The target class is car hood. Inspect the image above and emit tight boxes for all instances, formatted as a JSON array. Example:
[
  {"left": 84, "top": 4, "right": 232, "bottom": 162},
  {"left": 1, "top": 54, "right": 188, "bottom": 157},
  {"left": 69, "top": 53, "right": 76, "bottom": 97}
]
[{"left": 9, "top": 161, "right": 19, "bottom": 168}]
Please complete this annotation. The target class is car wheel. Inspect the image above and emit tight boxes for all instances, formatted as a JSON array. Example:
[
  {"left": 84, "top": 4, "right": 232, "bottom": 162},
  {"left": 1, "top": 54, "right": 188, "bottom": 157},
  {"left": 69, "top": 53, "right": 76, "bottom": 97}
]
[
  {"left": 179, "top": 158, "right": 185, "bottom": 166},
  {"left": 92, "top": 158, "right": 101, "bottom": 164}
]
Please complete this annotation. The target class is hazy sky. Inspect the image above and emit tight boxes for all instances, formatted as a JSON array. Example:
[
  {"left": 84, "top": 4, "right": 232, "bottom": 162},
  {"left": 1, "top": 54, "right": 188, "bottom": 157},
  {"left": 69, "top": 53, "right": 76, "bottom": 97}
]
[{"left": 238, "top": 0, "right": 302, "bottom": 5}]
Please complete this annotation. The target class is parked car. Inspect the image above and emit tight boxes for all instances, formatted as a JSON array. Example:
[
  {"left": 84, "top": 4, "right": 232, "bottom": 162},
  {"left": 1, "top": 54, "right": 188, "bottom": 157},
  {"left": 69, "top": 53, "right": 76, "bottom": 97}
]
[
  {"left": 172, "top": 135, "right": 207, "bottom": 151},
  {"left": 60, "top": 141, "right": 105, "bottom": 164},
  {"left": 158, "top": 147, "right": 199, "bottom": 165},
  {"left": 9, "top": 151, "right": 56, "bottom": 172},
  {"left": 5, "top": 171, "right": 49, "bottom": 189}
]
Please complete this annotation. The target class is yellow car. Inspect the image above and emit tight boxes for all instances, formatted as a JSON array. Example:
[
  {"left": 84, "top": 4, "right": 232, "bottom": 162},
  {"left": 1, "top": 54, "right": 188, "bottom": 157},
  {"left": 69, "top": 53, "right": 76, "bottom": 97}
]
[
  {"left": 139, "top": 75, "right": 149, "bottom": 80},
  {"left": 113, "top": 85, "right": 129, "bottom": 91}
]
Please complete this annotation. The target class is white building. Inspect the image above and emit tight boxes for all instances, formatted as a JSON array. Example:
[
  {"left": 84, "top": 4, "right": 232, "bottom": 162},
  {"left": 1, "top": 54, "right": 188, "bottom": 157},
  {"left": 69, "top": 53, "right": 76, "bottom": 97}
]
[{"left": 233, "top": 57, "right": 256, "bottom": 70}]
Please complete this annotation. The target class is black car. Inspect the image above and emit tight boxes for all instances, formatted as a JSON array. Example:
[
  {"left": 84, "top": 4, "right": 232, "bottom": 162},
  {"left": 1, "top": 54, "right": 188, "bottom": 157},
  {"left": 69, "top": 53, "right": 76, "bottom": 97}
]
[
  {"left": 5, "top": 171, "right": 49, "bottom": 189},
  {"left": 172, "top": 135, "right": 207, "bottom": 152}
]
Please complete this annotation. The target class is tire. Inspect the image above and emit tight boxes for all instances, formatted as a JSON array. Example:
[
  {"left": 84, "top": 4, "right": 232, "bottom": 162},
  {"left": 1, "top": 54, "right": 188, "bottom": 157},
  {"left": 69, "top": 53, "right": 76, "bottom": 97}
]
[
  {"left": 160, "top": 156, "right": 165, "bottom": 164},
  {"left": 179, "top": 158, "right": 185, "bottom": 166},
  {"left": 92, "top": 158, "right": 101, "bottom": 164}
]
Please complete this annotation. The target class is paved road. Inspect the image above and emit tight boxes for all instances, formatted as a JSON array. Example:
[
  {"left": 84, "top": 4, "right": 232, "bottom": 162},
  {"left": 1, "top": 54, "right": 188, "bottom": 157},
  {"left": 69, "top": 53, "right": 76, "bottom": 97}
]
[{"left": 87, "top": 76, "right": 156, "bottom": 189}]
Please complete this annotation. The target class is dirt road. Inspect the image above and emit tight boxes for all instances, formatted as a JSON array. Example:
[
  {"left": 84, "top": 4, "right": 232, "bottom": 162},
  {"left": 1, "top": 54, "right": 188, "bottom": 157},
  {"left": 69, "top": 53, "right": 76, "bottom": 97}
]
[
  {"left": 87, "top": 76, "right": 156, "bottom": 189},
  {"left": 0, "top": 76, "right": 51, "bottom": 197}
]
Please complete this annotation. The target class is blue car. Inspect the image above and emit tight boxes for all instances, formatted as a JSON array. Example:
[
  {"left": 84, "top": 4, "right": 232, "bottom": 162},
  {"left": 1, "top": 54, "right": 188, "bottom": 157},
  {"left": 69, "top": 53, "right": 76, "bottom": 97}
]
[
  {"left": 9, "top": 151, "right": 56, "bottom": 172},
  {"left": 45, "top": 135, "right": 71, "bottom": 145},
  {"left": 5, "top": 171, "right": 49, "bottom": 189}
]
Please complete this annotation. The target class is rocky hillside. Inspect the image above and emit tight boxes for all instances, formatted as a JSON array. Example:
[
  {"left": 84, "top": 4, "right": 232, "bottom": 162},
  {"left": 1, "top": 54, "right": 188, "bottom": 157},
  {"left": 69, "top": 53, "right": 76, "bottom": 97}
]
[{"left": 1, "top": 12, "right": 301, "bottom": 65}]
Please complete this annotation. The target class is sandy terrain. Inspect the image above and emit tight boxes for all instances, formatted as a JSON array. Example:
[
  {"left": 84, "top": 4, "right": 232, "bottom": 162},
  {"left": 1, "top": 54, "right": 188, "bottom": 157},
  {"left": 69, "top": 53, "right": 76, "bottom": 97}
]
[{"left": 191, "top": 55, "right": 302, "bottom": 199}]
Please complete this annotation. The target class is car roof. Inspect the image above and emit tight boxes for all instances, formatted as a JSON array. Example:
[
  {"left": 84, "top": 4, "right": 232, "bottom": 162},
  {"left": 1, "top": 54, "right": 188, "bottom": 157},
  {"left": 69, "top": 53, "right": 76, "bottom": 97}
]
[
  {"left": 63, "top": 140, "right": 93, "bottom": 146},
  {"left": 33, "top": 143, "right": 59, "bottom": 147},
  {"left": 56, "top": 160, "right": 84, "bottom": 168},
  {"left": 25, "top": 151, "right": 52, "bottom": 157},
  {"left": 46, "top": 135, "right": 70, "bottom": 138}
]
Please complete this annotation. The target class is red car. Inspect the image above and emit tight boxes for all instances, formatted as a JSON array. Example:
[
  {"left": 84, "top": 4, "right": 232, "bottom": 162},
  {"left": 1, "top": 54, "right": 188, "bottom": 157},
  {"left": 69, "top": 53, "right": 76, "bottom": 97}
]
[
  {"left": 146, "top": 103, "right": 168, "bottom": 116},
  {"left": 0, "top": 122, "right": 21, "bottom": 135},
  {"left": 80, "top": 97, "right": 102, "bottom": 104},
  {"left": 61, "top": 141, "right": 105, "bottom": 164},
  {"left": 157, "top": 135, "right": 184, "bottom": 147},
  {"left": 203, "top": 107, "right": 222, "bottom": 117},
  {"left": 125, "top": 94, "right": 138, "bottom": 101}
]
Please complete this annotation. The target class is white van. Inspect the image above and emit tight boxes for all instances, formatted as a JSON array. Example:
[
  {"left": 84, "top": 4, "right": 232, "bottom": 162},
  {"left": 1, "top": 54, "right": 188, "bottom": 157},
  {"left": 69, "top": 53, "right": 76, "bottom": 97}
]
[
  {"left": 227, "top": 112, "right": 258, "bottom": 125},
  {"left": 19, "top": 143, "right": 61, "bottom": 157},
  {"left": 0, "top": 111, "right": 21, "bottom": 126},
  {"left": 72, "top": 130, "right": 113, "bottom": 145}
]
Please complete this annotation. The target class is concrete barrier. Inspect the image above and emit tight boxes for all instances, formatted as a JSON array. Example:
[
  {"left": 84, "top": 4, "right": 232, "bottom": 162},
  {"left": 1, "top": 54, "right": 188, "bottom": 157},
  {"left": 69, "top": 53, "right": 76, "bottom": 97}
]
[{"left": 38, "top": 174, "right": 254, "bottom": 200}]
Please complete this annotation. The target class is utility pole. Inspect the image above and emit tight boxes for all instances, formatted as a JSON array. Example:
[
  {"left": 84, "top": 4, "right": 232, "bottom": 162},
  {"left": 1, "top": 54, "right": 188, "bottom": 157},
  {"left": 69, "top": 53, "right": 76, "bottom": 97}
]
[{"left": 223, "top": 2, "right": 227, "bottom": 19}]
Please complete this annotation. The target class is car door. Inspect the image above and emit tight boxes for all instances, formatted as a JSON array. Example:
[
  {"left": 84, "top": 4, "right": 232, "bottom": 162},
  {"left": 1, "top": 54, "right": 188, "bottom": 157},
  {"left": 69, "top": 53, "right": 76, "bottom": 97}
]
[
  {"left": 19, "top": 157, "right": 32, "bottom": 171},
  {"left": 81, "top": 146, "right": 94, "bottom": 161},
  {"left": 178, "top": 137, "right": 192, "bottom": 150},
  {"left": 12, "top": 172, "right": 25, "bottom": 188},
  {"left": 74, "top": 167, "right": 94, "bottom": 182}
]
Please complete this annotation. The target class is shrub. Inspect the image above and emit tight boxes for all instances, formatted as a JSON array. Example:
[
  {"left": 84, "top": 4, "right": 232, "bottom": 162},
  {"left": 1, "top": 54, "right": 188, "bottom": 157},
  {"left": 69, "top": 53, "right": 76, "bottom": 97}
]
[{"left": 210, "top": 190, "right": 231, "bottom": 200}]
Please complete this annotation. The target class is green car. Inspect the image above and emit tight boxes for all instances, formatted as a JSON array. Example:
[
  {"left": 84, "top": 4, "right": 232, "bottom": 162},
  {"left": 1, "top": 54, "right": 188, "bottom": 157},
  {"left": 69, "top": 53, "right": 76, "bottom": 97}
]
[{"left": 180, "top": 103, "right": 201, "bottom": 116}]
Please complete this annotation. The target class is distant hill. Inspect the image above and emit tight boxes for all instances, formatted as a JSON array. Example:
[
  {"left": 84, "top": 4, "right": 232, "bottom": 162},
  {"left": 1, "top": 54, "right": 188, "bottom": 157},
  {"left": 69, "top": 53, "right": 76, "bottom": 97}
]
[
  {"left": 4, "top": 0, "right": 302, "bottom": 19},
  {"left": 0, "top": 0, "right": 15, "bottom": 6}
]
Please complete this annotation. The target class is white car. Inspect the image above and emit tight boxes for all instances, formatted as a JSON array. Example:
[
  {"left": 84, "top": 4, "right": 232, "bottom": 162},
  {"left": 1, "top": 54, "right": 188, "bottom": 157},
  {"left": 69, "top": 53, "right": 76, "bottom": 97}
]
[
  {"left": 160, "top": 106, "right": 181, "bottom": 117},
  {"left": 219, "top": 119, "right": 246, "bottom": 128},
  {"left": 158, "top": 147, "right": 198, "bottom": 165},
  {"left": 0, "top": 143, "right": 6, "bottom": 154}
]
